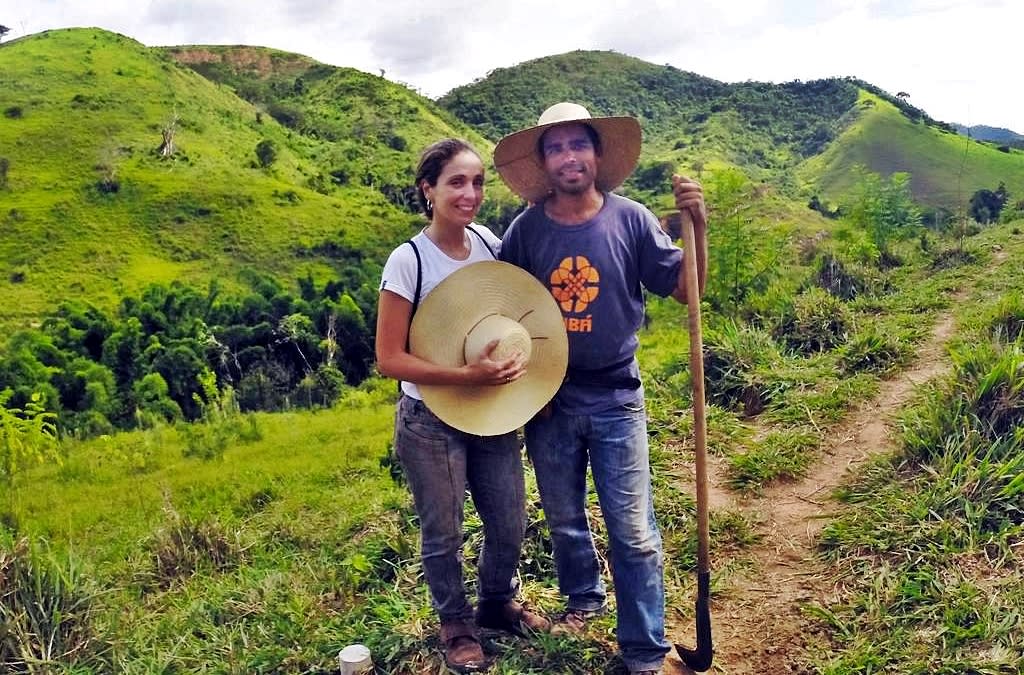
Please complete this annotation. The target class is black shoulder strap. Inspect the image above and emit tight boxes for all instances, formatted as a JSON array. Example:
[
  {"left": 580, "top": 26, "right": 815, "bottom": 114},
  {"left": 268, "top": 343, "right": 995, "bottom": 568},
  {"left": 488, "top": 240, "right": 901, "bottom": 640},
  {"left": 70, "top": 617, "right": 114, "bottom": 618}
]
[
  {"left": 466, "top": 225, "right": 497, "bottom": 259},
  {"left": 403, "top": 239, "right": 423, "bottom": 360},
  {"left": 405, "top": 228, "right": 489, "bottom": 327},
  {"left": 405, "top": 239, "right": 423, "bottom": 317}
]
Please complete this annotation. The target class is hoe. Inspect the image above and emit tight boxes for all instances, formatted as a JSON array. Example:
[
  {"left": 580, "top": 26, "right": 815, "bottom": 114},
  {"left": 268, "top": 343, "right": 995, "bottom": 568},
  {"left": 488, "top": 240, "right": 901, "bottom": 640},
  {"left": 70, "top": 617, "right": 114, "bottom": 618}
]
[{"left": 674, "top": 207, "right": 714, "bottom": 672}]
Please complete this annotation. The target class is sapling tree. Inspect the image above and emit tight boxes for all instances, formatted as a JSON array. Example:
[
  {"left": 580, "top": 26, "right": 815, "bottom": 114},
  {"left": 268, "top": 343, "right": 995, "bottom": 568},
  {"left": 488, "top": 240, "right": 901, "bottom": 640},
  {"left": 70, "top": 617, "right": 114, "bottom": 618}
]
[
  {"left": 842, "top": 167, "right": 922, "bottom": 262},
  {"left": 0, "top": 390, "right": 59, "bottom": 499},
  {"left": 703, "top": 168, "right": 786, "bottom": 317}
]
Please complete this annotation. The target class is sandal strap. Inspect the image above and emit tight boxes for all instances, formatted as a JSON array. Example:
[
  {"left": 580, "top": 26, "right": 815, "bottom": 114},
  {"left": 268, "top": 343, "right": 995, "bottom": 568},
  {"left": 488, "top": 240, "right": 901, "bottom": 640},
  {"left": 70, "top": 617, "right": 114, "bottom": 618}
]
[{"left": 440, "top": 620, "right": 479, "bottom": 644}]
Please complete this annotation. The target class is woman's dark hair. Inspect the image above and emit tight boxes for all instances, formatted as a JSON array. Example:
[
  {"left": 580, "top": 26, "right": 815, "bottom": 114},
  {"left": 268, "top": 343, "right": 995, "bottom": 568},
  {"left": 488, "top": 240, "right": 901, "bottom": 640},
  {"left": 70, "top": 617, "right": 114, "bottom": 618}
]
[{"left": 415, "top": 138, "right": 480, "bottom": 219}]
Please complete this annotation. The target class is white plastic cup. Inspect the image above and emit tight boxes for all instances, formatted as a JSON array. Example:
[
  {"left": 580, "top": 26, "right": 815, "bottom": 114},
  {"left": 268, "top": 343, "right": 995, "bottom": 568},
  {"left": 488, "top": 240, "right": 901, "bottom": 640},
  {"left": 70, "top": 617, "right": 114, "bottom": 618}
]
[{"left": 338, "top": 644, "right": 373, "bottom": 674}]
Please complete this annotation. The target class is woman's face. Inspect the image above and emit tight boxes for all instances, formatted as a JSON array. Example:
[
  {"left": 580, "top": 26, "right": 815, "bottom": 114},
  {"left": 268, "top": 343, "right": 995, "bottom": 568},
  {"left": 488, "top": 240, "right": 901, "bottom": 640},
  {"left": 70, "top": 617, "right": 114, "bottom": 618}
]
[{"left": 423, "top": 150, "right": 484, "bottom": 228}]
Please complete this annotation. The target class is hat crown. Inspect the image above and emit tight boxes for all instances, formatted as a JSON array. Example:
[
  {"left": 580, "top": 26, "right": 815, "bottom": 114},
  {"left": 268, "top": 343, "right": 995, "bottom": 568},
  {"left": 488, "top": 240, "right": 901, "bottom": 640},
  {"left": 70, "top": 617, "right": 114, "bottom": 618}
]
[
  {"left": 464, "top": 314, "right": 533, "bottom": 366},
  {"left": 537, "top": 102, "right": 593, "bottom": 126}
]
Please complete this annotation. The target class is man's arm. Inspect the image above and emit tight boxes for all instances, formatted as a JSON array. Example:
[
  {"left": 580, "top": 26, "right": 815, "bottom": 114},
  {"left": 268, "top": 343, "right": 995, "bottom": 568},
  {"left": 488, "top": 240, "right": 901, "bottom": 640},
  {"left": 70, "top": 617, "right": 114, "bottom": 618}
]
[{"left": 669, "top": 174, "right": 708, "bottom": 303}]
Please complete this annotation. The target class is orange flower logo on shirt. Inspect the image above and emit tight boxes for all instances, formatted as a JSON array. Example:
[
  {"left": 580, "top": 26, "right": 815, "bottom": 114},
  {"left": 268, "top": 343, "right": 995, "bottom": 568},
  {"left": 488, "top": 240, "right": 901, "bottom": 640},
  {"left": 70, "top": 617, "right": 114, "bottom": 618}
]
[{"left": 550, "top": 256, "right": 600, "bottom": 313}]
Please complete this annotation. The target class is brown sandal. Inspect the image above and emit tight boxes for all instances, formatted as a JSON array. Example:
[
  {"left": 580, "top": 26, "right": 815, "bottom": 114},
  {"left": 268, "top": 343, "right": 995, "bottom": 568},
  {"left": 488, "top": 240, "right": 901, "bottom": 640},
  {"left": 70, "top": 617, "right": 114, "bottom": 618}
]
[
  {"left": 440, "top": 620, "right": 487, "bottom": 672},
  {"left": 476, "top": 599, "right": 551, "bottom": 637}
]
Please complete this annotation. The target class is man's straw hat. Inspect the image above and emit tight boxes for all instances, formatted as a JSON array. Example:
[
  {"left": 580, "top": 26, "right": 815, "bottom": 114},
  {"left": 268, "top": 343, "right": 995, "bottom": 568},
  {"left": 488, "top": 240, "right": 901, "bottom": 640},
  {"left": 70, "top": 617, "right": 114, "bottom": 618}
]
[
  {"left": 493, "top": 102, "right": 641, "bottom": 203},
  {"left": 410, "top": 261, "right": 568, "bottom": 436}
]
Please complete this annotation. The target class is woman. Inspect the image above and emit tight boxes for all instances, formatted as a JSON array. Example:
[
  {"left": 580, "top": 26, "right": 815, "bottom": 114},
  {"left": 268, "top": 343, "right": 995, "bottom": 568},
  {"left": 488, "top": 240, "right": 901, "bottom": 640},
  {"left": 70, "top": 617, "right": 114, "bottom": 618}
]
[{"left": 375, "top": 138, "right": 549, "bottom": 673}]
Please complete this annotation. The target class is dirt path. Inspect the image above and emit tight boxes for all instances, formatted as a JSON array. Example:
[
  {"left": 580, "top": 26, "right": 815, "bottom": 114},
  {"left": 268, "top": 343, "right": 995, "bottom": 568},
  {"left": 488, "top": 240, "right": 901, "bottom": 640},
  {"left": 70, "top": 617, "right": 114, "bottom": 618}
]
[{"left": 663, "top": 310, "right": 959, "bottom": 675}]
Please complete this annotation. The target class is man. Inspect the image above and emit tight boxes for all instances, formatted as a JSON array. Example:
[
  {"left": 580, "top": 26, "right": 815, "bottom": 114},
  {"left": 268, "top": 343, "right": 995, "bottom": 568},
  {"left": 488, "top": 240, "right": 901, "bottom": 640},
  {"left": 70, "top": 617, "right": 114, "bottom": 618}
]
[{"left": 493, "top": 102, "right": 708, "bottom": 675}]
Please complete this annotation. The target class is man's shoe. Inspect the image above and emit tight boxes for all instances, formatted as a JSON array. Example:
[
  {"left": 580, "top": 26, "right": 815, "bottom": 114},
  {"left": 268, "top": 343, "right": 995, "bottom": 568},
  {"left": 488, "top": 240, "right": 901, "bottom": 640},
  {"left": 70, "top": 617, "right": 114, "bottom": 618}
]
[
  {"left": 475, "top": 599, "right": 551, "bottom": 636},
  {"left": 550, "top": 606, "right": 606, "bottom": 636},
  {"left": 440, "top": 620, "right": 487, "bottom": 672}
]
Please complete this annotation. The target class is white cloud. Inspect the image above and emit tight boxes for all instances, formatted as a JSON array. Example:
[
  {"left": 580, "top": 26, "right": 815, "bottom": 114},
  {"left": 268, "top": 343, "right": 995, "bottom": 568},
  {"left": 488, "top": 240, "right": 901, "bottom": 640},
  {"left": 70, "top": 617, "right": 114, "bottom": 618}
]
[{"left": 0, "top": 0, "right": 1019, "bottom": 130}]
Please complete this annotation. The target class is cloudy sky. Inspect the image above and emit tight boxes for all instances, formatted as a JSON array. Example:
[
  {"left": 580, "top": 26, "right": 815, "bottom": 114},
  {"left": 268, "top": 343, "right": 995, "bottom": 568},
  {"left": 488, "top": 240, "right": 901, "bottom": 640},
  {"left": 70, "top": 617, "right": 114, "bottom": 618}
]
[{"left": 4, "top": 0, "right": 1021, "bottom": 132}]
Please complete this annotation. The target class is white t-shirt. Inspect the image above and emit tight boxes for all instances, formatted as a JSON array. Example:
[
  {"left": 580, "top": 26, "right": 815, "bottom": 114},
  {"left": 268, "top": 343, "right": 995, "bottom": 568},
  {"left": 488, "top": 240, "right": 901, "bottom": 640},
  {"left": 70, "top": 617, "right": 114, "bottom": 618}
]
[{"left": 379, "top": 224, "right": 501, "bottom": 399}]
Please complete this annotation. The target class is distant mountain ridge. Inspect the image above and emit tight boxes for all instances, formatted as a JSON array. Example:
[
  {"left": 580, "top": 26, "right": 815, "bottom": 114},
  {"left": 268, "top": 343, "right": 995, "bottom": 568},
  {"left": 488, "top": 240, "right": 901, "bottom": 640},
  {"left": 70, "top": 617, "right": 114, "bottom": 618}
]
[{"left": 954, "top": 124, "right": 1024, "bottom": 146}]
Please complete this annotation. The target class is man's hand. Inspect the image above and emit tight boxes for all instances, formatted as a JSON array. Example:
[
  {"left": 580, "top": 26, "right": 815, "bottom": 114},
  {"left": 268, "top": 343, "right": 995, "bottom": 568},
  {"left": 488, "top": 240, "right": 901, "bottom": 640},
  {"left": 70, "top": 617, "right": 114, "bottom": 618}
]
[
  {"left": 672, "top": 174, "right": 707, "bottom": 227},
  {"left": 671, "top": 174, "right": 709, "bottom": 300}
]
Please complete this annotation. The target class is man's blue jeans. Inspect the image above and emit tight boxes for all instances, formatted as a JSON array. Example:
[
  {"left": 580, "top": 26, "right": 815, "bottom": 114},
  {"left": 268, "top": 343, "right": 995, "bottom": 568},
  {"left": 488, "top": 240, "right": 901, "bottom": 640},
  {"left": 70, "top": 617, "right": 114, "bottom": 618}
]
[
  {"left": 395, "top": 395, "right": 526, "bottom": 621},
  {"left": 525, "top": 398, "right": 670, "bottom": 672}
]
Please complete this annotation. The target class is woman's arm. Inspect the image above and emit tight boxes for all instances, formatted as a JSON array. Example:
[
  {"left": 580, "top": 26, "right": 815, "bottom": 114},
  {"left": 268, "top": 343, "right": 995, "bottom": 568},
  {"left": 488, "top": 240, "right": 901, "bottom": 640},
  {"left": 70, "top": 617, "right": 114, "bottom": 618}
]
[{"left": 375, "top": 289, "right": 525, "bottom": 386}]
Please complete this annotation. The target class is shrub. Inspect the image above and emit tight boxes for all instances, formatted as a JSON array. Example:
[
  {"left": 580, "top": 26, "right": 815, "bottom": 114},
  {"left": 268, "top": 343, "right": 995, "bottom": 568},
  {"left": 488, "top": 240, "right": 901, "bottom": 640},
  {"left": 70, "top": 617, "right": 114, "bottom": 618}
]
[
  {"left": 1, "top": 391, "right": 60, "bottom": 492},
  {"left": 930, "top": 247, "right": 978, "bottom": 270},
  {"left": 386, "top": 134, "right": 407, "bottom": 151},
  {"left": 775, "top": 287, "right": 850, "bottom": 353},
  {"left": 255, "top": 139, "right": 277, "bottom": 168}
]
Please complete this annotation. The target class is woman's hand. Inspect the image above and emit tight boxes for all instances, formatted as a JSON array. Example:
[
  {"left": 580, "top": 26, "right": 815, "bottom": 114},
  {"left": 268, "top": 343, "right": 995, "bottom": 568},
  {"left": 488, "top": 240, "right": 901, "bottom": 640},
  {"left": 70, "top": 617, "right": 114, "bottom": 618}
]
[{"left": 465, "top": 339, "right": 527, "bottom": 386}]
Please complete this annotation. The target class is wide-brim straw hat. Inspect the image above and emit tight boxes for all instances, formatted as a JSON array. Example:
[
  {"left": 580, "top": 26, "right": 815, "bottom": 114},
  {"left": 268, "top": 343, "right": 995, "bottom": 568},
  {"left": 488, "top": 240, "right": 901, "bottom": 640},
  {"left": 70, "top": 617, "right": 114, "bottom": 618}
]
[
  {"left": 493, "top": 102, "right": 641, "bottom": 203},
  {"left": 410, "top": 261, "right": 568, "bottom": 436}
]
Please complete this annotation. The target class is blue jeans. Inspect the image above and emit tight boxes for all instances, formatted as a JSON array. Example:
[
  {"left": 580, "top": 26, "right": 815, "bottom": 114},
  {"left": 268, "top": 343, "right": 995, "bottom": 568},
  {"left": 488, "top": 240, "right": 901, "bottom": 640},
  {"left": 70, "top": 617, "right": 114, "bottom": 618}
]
[
  {"left": 395, "top": 395, "right": 526, "bottom": 621},
  {"left": 525, "top": 398, "right": 669, "bottom": 672}
]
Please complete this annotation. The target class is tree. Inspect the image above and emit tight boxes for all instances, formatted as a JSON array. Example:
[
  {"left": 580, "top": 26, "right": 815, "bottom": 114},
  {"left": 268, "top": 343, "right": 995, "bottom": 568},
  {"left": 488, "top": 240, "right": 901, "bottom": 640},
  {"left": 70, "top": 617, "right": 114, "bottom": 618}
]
[
  {"left": 158, "top": 114, "right": 179, "bottom": 158},
  {"left": 968, "top": 182, "right": 1009, "bottom": 224}
]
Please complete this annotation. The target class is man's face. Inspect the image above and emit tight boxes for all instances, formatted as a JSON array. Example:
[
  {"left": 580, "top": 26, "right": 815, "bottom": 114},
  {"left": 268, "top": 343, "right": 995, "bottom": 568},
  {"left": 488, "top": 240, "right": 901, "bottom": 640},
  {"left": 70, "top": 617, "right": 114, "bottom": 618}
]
[{"left": 540, "top": 123, "right": 599, "bottom": 196}]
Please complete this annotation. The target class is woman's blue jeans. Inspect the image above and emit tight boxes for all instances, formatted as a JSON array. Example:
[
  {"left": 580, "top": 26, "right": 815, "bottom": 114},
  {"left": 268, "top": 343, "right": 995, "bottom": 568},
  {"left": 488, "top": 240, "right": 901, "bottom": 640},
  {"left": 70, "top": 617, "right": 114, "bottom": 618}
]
[
  {"left": 525, "top": 398, "right": 670, "bottom": 672},
  {"left": 395, "top": 395, "right": 526, "bottom": 622}
]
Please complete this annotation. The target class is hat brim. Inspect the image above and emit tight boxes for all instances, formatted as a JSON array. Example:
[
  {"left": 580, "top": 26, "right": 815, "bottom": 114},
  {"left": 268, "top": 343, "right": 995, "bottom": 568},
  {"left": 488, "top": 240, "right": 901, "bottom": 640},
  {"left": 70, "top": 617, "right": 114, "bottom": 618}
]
[
  {"left": 494, "top": 116, "right": 641, "bottom": 203},
  {"left": 409, "top": 261, "right": 568, "bottom": 436}
]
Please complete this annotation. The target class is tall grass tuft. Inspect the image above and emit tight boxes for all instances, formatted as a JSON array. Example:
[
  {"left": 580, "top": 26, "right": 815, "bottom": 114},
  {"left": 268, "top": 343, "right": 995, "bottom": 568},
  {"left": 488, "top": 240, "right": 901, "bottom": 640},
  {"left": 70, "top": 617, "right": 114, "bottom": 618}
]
[
  {"left": 0, "top": 537, "right": 109, "bottom": 672},
  {"left": 982, "top": 291, "right": 1024, "bottom": 343},
  {"left": 839, "top": 322, "right": 912, "bottom": 374},
  {"left": 702, "top": 320, "right": 788, "bottom": 416},
  {"left": 774, "top": 287, "right": 851, "bottom": 354},
  {"left": 135, "top": 499, "right": 248, "bottom": 590}
]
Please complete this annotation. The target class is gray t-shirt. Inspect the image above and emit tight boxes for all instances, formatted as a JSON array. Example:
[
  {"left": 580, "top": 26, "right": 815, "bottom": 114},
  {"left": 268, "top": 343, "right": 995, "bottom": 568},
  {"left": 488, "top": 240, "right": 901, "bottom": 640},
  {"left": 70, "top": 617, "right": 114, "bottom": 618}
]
[{"left": 500, "top": 192, "right": 683, "bottom": 414}]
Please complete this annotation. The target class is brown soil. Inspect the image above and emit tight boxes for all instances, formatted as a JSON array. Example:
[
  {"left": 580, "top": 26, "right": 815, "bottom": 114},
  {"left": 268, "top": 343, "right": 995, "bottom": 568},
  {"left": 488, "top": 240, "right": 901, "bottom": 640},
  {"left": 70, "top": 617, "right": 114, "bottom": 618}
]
[{"left": 663, "top": 310, "right": 959, "bottom": 675}]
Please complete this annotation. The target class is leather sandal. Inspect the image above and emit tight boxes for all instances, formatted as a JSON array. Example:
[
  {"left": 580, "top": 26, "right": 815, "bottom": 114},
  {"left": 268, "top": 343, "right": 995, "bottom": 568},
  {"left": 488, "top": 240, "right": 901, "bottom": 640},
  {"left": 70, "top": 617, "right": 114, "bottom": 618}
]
[
  {"left": 475, "top": 599, "right": 551, "bottom": 637},
  {"left": 440, "top": 619, "right": 487, "bottom": 672}
]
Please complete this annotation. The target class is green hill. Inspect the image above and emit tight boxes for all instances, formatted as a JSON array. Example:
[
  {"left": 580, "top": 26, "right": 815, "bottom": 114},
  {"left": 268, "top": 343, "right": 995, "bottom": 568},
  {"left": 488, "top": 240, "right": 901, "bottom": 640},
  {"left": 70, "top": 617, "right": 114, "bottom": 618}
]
[
  {"left": 440, "top": 50, "right": 860, "bottom": 182},
  {"left": 798, "top": 92, "right": 1024, "bottom": 214},
  {"left": 441, "top": 50, "right": 1024, "bottom": 216},
  {"left": 0, "top": 29, "right": 510, "bottom": 327}
]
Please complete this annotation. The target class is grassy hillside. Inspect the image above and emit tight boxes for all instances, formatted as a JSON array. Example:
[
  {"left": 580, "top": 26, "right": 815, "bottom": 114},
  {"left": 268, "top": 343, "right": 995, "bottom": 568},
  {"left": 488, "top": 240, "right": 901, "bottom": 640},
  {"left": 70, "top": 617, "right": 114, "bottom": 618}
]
[
  {"left": 0, "top": 29, "right": 510, "bottom": 327},
  {"left": 799, "top": 92, "right": 1024, "bottom": 214}
]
